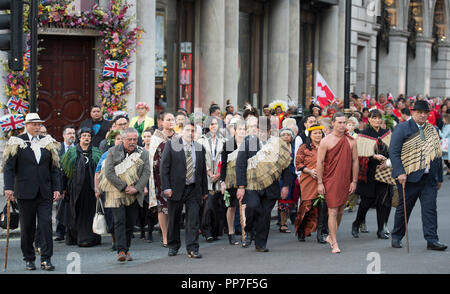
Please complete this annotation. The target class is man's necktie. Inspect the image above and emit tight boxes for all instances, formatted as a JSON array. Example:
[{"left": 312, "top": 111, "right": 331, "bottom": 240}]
[
  {"left": 31, "top": 136, "right": 41, "bottom": 163},
  {"left": 419, "top": 126, "right": 425, "bottom": 141},
  {"left": 186, "top": 148, "right": 194, "bottom": 183}
]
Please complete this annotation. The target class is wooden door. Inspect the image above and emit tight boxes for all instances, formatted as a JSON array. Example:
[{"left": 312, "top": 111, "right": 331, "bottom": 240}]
[{"left": 38, "top": 36, "right": 94, "bottom": 142}]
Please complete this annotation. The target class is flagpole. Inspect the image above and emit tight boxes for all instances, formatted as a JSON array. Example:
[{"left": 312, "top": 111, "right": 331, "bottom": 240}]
[
  {"left": 29, "top": 0, "right": 38, "bottom": 113},
  {"left": 344, "top": 0, "right": 352, "bottom": 116}
]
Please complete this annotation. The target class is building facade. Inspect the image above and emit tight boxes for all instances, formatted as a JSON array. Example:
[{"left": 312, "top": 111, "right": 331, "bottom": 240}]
[{"left": 1, "top": 0, "right": 449, "bottom": 141}]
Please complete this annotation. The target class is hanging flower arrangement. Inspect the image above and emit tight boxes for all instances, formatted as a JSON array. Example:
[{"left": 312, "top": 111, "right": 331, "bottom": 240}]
[{"left": 1, "top": 0, "right": 144, "bottom": 138}]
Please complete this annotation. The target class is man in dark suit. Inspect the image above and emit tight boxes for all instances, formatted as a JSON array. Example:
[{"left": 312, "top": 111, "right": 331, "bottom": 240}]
[
  {"left": 55, "top": 125, "right": 76, "bottom": 242},
  {"left": 236, "top": 117, "right": 292, "bottom": 252},
  {"left": 3, "top": 113, "right": 61, "bottom": 271},
  {"left": 161, "top": 121, "right": 208, "bottom": 259},
  {"left": 79, "top": 105, "right": 111, "bottom": 147},
  {"left": 389, "top": 100, "right": 447, "bottom": 251}
]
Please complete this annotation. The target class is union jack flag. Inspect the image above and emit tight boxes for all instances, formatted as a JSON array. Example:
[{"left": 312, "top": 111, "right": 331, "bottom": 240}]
[
  {"left": 24, "top": 49, "right": 30, "bottom": 59},
  {"left": 7, "top": 96, "right": 29, "bottom": 114},
  {"left": 103, "top": 59, "right": 128, "bottom": 79},
  {"left": 0, "top": 114, "right": 25, "bottom": 132}
]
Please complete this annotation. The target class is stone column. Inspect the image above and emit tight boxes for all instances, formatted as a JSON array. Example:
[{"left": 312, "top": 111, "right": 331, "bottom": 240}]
[
  {"left": 99, "top": 0, "right": 109, "bottom": 9},
  {"left": 136, "top": 0, "right": 156, "bottom": 119},
  {"left": 267, "top": 0, "right": 290, "bottom": 101},
  {"left": 378, "top": 30, "right": 409, "bottom": 98},
  {"left": 165, "top": 0, "right": 177, "bottom": 113},
  {"left": 288, "top": 0, "right": 300, "bottom": 104},
  {"left": 430, "top": 42, "right": 450, "bottom": 97},
  {"left": 199, "top": 0, "right": 225, "bottom": 112},
  {"left": 407, "top": 37, "right": 433, "bottom": 96},
  {"left": 319, "top": 5, "right": 340, "bottom": 98},
  {"left": 124, "top": 0, "right": 137, "bottom": 117},
  {"left": 224, "top": 0, "right": 239, "bottom": 110}
]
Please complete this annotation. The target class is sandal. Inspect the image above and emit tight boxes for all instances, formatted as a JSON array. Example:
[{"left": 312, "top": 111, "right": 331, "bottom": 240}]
[
  {"left": 279, "top": 225, "right": 291, "bottom": 233},
  {"left": 228, "top": 234, "right": 239, "bottom": 245}
]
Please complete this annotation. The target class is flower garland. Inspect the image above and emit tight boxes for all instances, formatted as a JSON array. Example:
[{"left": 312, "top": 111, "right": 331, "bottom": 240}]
[{"left": 1, "top": 0, "right": 143, "bottom": 137}]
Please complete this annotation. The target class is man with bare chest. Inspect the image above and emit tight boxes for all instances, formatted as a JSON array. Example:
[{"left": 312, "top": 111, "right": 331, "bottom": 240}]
[{"left": 317, "top": 112, "right": 359, "bottom": 253}]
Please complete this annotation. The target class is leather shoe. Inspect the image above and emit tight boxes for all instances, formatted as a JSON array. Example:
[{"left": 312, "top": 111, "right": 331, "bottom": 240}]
[
  {"left": 391, "top": 239, "right": 402, "bottom": 248},
  {"left": 297, "top": 231, "right": 305, "bottom": 242},
  {"left": 54, "top": 236, "right": 65, "bottom": 242},
  {"left": 168, "top": 248, "right": 178, "bottom": 256},
  {"left": 317, "top": 234, "right": 327, "bottom": 244},
  {"left": 25, "top": 261, "right": 36, "bottom": 271},
  {"left": 351, "top": 222, "right": 359, "bottom": 238},
  {"left": 40, "top": 260, "right": 55, "bottom": 271},
  {"left": 427, "top": 242, "right": 448, "bottom": 251},
  {"left": 377, "top": 230, "right": 390, "bottom": 239},
  {"left": 187, "top": 250, "right": 202, "bottom": 259},
  {"left": 255, "top": 246, "right": 269, "bottom": 252}
]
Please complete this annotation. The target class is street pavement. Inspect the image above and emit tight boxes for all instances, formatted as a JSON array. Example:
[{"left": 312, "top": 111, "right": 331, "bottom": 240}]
[{"left": 1, "top": 175, "right": 449, "bottom": 274}]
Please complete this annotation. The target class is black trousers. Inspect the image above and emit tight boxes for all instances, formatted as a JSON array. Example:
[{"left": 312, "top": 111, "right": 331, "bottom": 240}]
[
  {"left": 243, "top": 189, "right": 276, "bottom": 248},
  {"left": 392, "top": 174, "right": 439, "bottom": 243},
  {"left": 111, "top": 201, "right": 139, "bottom": 253},
  {"left": 167, "top": 184, "right": 201, "bottom": 252},
  {"left": 201, "top": 191, "right": 225, "bottom": 238},
  {"left": 354, "top": 181, "right": 392, "bottom": 232},
  {"left": 16, "top": 191, "right": 53, "bottom": 262}
]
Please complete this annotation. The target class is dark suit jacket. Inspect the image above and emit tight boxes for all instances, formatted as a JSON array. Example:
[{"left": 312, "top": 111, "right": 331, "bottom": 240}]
[
  {"left": 79, "top": 118, "right": 111, "bottom": 148},
  {"left": 3, "top": 134, "right": 60, "bottom": 200},
  {"left": 236, "top": 135, "right": 292, "bottom": 199},
  {"left": 160, "top": 137, "right": 208, "bottom": 202},
  {"left": 389, "top": 119, "right": 443, "bottom": 184}
]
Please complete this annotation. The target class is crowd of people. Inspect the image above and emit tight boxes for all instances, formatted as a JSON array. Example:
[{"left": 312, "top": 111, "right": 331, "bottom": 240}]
[{"left": 3, "top": 92, "right": 449, "bottom": 271}]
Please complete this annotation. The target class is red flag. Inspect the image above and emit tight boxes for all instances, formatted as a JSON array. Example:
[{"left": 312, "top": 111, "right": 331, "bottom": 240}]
[{"left": 315, "top": 71, "right": 336, "bottom": 108}]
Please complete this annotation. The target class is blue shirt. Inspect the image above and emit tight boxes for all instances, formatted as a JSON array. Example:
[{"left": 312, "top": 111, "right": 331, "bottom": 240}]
[{"left": 96, "top": 151, "right": 109, "bottom": 173}]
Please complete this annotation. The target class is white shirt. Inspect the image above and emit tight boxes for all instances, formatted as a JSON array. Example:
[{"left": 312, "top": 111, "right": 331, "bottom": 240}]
[
  {"left": 63, "top": 142, "right": 74, "bottom": 154},
  {"left": 27, "top": 133, "right": 41, "bottom": 164}
]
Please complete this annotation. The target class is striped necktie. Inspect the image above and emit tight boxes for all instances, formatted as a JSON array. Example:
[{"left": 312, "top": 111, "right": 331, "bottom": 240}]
[{"left": 186, "top": 148, "right": 194, "bottom": 183}]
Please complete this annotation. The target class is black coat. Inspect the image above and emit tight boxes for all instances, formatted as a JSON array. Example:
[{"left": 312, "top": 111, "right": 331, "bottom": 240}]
[
  {"left": 79, "top": 118, "right": 111, "bottom": 148},
  {"left": 160, "top": 137, "right": 208, "bottom": 202},
  {"left": 356, "top": 126, "right": 390, "bottom": 198},
  {"left": 3, "top": 134, "right": 60, "bottom": 200},
  {"left": 220, "top": 137, "right": 238, "bottom": 182},
  {"left": 236, "top": 135, "right": 292, "bottom": 200}
]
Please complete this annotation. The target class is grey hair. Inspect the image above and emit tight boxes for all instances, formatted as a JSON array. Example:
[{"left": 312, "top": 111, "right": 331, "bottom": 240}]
[{"left": 123, "top": 127, "right": 138, "bottom": 137}]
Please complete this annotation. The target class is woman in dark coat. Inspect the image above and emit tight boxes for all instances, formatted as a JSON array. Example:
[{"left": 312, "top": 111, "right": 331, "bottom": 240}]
[
  {"left": 61, "top": 128, "right": 102, "bottom": 247},
  {"left": 351, "top": 109, "right": 392, "bottom": 239}
]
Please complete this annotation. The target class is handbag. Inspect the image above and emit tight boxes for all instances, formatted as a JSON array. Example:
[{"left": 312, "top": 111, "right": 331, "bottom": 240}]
[
  {"left": 0, "top": 201, "right": 19, "bottom": 230},
  {"left": 441, "top": 138, "right": 448, "bottom": 153},
  {"left": 374, "top": 165, "right": 396, "bottom": 186},
  {"left": 92, "top": 198, "right": 107, "bottom": 235}
]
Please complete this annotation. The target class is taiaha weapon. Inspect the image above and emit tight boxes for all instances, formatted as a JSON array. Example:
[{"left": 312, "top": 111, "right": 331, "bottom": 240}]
[
  {"left": 401, "top": 182, "right": 410, "bottom": 253},
  {"left": 4, "top": 200, "right": 11, "bottom": 271},
  {"left": 239, "top": 200, "right": 246, "bottom": 243}
]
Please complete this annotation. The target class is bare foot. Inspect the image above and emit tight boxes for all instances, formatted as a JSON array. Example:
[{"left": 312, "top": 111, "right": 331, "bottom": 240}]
[
  {"left": 331, "top": 242, "right": 341, "bottom": 254},
  {"left": 325, "top": 235, "right": 333, "bottom": 248}
]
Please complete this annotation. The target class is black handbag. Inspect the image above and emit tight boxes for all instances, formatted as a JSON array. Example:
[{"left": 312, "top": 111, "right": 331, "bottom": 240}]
[{"left": 0, "top": 201, "right": 20, "bottom": 230}]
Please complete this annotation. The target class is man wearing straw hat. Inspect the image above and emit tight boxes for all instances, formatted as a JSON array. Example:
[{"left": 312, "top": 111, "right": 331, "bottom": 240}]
[{"left": 3, "top": 113, "right": 61, "bottom": 271}]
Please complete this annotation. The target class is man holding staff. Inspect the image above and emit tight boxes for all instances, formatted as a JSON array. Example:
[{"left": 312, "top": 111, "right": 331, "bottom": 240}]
[{"left": 389, "top": 100, "right": 447, "bottom": 251}]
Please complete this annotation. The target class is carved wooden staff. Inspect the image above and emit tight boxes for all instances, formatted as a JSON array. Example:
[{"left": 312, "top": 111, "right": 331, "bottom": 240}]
[
  {"left": 239, "top": 200, "right": 246, "bottom": 243},
  {"left": 4, "top": 201, "right": 11, "bottom": 271},
  {"left": 402, "top": 182, "right": 410, "bottom": 253}
]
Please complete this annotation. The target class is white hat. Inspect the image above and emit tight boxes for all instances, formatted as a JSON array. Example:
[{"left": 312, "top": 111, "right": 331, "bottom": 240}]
[{"left": 24, "top": 113, "right": 44, "bottom": 124}]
